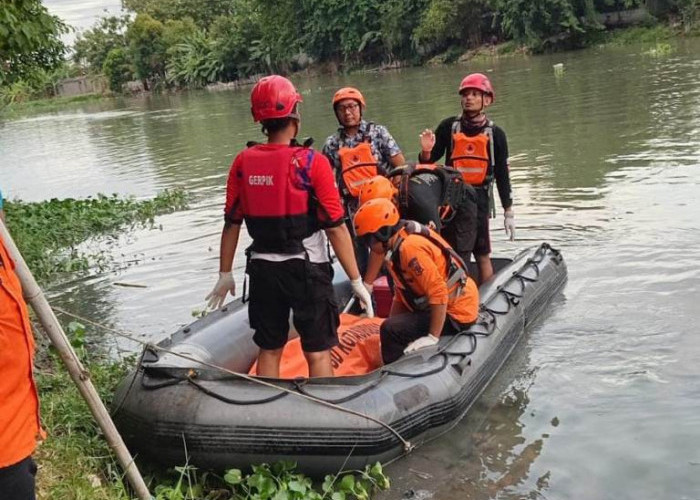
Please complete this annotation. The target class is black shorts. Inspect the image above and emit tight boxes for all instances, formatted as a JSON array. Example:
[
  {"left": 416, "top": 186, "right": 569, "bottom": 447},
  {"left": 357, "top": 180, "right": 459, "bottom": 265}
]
[
  {"left": 248, "top": 259, "right": 340, "bottom": 352},
  {"left": 441, "top": 184, "right": 478, "bottom": 263},
  {"left": 0, "top": 456, "right": 37, "bottom": 500},
  {"left": 473, "top": 187, "right": 491, "bottom": 256}
]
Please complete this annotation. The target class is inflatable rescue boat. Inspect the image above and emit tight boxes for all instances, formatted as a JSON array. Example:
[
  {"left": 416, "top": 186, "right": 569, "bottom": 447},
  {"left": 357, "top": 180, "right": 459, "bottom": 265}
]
[{"left": 112, "top": 243, "right": 566, "bottom": 475}]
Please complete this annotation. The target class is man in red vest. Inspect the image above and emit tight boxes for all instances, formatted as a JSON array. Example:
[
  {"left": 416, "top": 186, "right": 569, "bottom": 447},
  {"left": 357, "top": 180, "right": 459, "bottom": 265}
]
[
  {"left": 0, "top": 229, "right": 45, "bottom": 500},
  {"left": 206, "top": 76, "right": 373, "bottom": 378}
]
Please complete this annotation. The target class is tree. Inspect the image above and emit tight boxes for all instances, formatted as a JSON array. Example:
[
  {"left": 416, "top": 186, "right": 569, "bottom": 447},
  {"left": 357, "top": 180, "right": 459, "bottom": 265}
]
[
  {"left": 209, "top": 1, "right": 263, "bottom": 80},
  {"left": 102, "top": 47, "right": 133, "bottom": 92},
  {"left": 492, "top": 0, "right": 590, "bottom": 50},
  {"left": 166, "top": 30, "right": 223, "bottom": 87},
  {"left": 122, "top": 0, "right": 235, "bottom": 29},
  {"left": 127, "top": 14, "right": 166, "bottom": 90},
  {"left": 0, "top": 0, "right": 68, "bottom": 85},
  {"left": 73, "top": 16, "right": 129, "bottom": 73},
  {"left": 299, "top": 0, "right": 383, "bottom": 64}
]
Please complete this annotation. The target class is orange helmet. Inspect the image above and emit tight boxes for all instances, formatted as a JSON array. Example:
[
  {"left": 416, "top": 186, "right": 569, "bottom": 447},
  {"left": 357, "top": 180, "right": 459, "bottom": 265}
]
[
  {"left": 353, "top": 198, "right": 400, "bottom": 242},
  {"left": 358, "top": 176, "right": 398, "bottom": 205},
  {"left": 332, "top": 87, "right": 366, "bottom": 110}
]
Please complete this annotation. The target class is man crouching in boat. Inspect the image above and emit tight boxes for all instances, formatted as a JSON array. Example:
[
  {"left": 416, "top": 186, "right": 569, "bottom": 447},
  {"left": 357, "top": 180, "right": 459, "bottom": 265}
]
[
  {"left": 353, "top": 198, "right": 479, "bottom": 364},
  {"left": 206, "top": 75, "right": 373, "bottom": 378},
  {"left": 356, "top": 167, "right": 477, "bottom": 293}
]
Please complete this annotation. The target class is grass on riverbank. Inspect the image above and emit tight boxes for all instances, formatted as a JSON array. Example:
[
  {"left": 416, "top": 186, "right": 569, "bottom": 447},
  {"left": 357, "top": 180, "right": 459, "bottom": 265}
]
[
  {"left": 0, "top": 93, "right": 114, "bottom": 120},
  {"left": 4, "top": 190, "right": 188, "bottom": 284},
  {"left": 34, "top": 340, "right": 135, "bottom": 500},
  {"left": 34, "top": 325, "right": 390, "bottom": 499}
]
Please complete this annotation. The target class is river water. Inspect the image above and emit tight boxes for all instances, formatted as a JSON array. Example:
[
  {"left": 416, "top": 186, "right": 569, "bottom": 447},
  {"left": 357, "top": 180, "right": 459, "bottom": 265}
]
[{"left": 2, "top": 39, "right": 700, "bottom": 499}]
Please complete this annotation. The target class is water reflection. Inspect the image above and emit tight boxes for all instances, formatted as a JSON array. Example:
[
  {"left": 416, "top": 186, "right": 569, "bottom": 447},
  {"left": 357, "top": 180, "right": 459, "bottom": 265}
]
[
  {"left": 377, "top": 331, "right": 554, "bottom": 500},
  {"left": 2, "top": 37, "right": 700, "bottom": 500}
]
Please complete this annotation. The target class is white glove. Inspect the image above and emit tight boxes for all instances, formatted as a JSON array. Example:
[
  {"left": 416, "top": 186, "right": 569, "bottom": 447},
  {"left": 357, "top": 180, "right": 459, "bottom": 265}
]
[
  {"left": 504, "top": 208, "right": 515, "bottom": 241},
  {"left": 351, "top": 278, "right": 375, "bottom": 318},
  {"left": 363, "top": 281, "right": 374, "bottom": 294},
  {"left": 205, "top": 271, "right": 235, "bottom": 310},
  {"left": 404, "top": 334, "right": 439, "bottom": 354}
]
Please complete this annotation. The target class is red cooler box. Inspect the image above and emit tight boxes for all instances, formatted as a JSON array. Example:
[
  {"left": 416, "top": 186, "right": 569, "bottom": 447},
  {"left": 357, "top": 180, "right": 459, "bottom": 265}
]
[{"left": 372, "top": 276, "right": 393, "bottom": 318}]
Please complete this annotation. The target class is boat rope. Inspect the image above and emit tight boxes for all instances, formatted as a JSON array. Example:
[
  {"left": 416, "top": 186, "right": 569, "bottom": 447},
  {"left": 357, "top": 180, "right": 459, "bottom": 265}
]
[
  {"left": 52, "top": 243, "right": 559, "bottom": 456},
  {"left": 51, "top": 305, "right": 414, "bottom": 452}
]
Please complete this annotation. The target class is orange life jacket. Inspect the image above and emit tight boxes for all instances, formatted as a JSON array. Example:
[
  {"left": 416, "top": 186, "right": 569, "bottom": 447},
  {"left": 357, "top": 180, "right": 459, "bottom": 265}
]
[
  {"left": 450, "top": 120, "right": 494, "bottom": 186},
  {"left": 387, "top": 222, "right": 468, "bottom": 312},
  {"left": 338, "top": 124, "right": 380, "bottom": 199},
  {"left": 0, "top": 236, "right": 45, "bottom": 467}
]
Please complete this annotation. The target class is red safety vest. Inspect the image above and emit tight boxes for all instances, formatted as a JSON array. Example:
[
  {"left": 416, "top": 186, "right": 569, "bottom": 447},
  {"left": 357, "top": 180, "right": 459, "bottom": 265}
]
[{"left": 238, "top": 145, "right": 319, "bottom": 254}]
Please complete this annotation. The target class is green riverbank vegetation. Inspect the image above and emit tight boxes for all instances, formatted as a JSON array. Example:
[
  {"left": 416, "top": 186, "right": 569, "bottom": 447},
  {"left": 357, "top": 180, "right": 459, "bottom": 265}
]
[
  {"left": 7, "top": 191, "right": 391, "bottom": 498},
  {"left": 4, "top": 190, "right": 188, "bottom": 284},
  {"left": 35, "top": 322, "right": 391, "bottom": 499},
  {"left": 2, "top": 0, "right": 700, "bottom": 109}
]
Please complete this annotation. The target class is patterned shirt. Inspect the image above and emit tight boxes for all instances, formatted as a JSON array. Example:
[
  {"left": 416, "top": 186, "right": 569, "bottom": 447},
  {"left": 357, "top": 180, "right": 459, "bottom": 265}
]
[{"left": 322, "top": 120, "right": 402, "bottom": 179}]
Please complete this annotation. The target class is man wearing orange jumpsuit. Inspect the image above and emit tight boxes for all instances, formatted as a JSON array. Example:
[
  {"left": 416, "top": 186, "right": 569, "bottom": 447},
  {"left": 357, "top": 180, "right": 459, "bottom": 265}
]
[
  {"left": 0, "top": 232, "right": 44, "bottom": 500},
  {"left": 353, "top": 198, "right": 479, "bottom": 364}
]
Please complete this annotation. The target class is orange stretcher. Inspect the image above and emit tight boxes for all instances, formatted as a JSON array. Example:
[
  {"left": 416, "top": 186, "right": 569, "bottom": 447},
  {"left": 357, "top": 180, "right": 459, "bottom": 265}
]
[{"left": 250, "top": 314, "right": 384, "bottom": 378}]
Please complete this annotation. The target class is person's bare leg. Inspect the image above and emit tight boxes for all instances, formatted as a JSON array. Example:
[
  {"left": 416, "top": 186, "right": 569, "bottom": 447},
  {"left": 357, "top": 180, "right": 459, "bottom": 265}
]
[
  {"left": 304, "top": 350, "right": 334, "bottom": 378},
  {"left": 256, "top": 347, "right": 284, "bottom": 377},
  {"left": 476, "top": 254, "right": 493, "bottom": 284}
]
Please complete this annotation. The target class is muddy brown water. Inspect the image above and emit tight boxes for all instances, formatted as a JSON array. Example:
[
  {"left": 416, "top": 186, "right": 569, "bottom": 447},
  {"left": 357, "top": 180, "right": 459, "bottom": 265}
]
[{"left": 2, "top": 38, "right": 700, "bottom": 499}]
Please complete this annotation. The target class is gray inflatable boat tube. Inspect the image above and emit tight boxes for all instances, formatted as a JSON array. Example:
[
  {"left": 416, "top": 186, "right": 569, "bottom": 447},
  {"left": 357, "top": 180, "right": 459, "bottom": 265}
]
[{"left": 112, "top": 243, "right": 567, "bottom": 476}]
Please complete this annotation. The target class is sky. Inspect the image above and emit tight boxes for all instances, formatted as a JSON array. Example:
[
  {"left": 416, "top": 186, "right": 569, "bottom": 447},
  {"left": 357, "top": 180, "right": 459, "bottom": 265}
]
[{"left": 44, "top": 0, "right": 124, "bottom": 45}]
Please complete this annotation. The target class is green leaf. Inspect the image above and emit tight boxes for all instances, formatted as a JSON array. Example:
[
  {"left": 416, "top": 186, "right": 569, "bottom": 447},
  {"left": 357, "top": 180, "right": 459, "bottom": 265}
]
[
  {"left": 223, "top": 469, "right": 243, "bottom": 485},
  {"left": 338, "top": 474, "right": 355, "bottom": 492},
  {"left": 322, "top": 475, "right": 336, "bottom": 493},
  {"left": 331, "top": 492, "right": 346, "bottom": 500},
  {"left": 288, "top": 480, "right": 306, "bottom": 494}
]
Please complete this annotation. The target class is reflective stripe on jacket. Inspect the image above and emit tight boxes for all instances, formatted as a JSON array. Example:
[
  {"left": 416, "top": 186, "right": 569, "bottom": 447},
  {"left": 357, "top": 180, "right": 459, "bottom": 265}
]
[{"left": 450, "top": 120, "right": 494, "bottom": 186}]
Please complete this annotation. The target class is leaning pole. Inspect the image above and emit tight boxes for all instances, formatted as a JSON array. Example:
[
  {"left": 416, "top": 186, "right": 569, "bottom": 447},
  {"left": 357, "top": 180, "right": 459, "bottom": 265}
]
[{"left": 0, "top": 221, "right": 151, "bottom": 500}]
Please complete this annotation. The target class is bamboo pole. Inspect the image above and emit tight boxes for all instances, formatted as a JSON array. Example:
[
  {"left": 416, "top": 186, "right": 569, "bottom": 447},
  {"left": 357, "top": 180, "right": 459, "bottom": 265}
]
[{"left": 0, "top": 221, "right": 151, "bottom": 500}]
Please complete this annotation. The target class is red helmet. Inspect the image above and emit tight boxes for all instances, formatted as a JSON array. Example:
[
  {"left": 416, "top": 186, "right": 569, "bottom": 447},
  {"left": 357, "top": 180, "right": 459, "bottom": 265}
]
[
  {"left": 458, "top": 73, "right": 495, "bottom": 102},
  {"left": 250, "top": 75, "right": 303, "bottom": 122},
  {"left": 332, "top": 87, "right": 366, "bottom": 109}
]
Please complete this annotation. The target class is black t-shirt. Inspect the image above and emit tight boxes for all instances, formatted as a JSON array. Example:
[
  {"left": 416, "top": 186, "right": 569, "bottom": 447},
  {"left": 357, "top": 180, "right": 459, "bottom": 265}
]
[{"left": 420, "top": 116, "right": 512, "bottom": 210}]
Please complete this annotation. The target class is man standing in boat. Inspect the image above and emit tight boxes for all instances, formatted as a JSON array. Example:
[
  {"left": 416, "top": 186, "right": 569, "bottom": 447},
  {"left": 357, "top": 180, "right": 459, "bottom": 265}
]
[
  {"left": 353, "top": 198, "right": 479, "bottom": 364},
  {"left": 418, "top": 73, "right": 514, "bottom": 283},
  {"left": 206, "top": 75, "right": 374, "bottom": 378},
  {"left": 322, "top": 87, "right": 406, "bottom": 275}
]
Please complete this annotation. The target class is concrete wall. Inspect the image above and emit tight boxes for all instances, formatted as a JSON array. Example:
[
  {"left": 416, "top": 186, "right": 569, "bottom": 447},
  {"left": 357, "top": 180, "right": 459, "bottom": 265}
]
[
  {"left": 56, "top": 76, "right": 107, "bottom": 97},
  {"left": 597, "top": 8, "right": 650, "bottom": 27}
]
